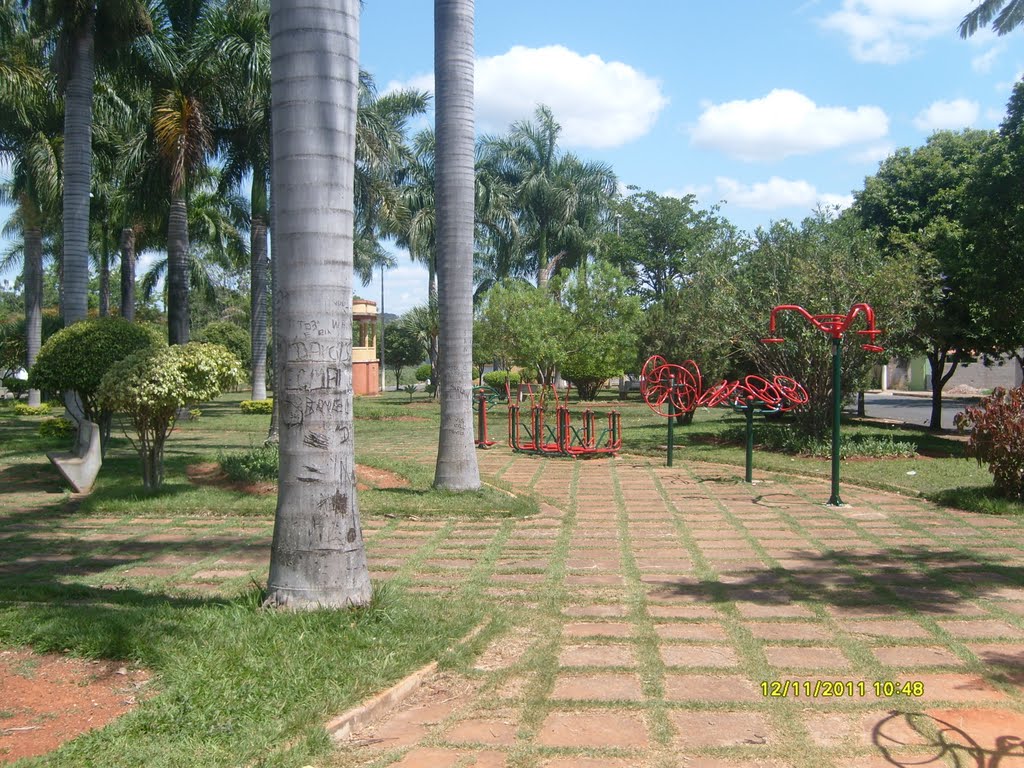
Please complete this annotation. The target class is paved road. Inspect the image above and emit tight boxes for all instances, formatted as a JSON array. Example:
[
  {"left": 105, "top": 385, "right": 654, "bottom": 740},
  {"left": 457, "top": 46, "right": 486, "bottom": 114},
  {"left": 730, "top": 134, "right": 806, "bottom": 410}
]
[{"left": 847, "top": 391, "right": 976, "bottom": 431}]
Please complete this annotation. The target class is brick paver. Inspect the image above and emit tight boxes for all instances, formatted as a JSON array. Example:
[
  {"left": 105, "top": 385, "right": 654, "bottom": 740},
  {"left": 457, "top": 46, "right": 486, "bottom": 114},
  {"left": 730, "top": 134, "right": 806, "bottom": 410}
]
[{"left": 5, "top": 436, "right": 1024, "bottom": 768}]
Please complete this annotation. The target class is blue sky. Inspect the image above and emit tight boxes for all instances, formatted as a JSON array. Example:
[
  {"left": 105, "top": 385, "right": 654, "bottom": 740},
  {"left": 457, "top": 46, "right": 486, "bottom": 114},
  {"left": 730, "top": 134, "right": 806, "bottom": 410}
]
[
  {"left": 3, "top": 1, "right": 1020, "bottom": 316},
  {"left": 362, "top": 0, "right": 1020, "bottom": 314}
]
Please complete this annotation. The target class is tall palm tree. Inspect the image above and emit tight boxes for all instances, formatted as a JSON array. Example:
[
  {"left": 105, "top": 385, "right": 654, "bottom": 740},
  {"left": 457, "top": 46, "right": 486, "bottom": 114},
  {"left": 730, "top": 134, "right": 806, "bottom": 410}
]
[
  {"left": 27, "top": 0, "right": 151, "bottom": 327},
  {"left": 482, "top": 105, "right": 616, "bottom": 289},
  {"left": 265, "top": 0, "right": 371, "bottom": 609},
  {"left": 960, "top": 0, "right": 1024, "bottom": 36},
  {"left": 433, "top": 0, "right": 480, "bottom": 491},
  {"left": 200, "top": 0, "right": 271, "bottom": 397},
  {"left": 0, "top": 1, "right": 61, "bottom": 407}
]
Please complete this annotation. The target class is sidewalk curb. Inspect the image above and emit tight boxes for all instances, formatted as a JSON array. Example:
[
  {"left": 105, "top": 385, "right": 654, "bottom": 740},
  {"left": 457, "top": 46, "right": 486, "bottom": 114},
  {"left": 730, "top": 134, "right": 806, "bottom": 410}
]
[
  {"left": 325, "top": 660, "right": 439, "bottom": 742},
  {"left": 324, "top": 620, "right": 489, "bottom": 742}
]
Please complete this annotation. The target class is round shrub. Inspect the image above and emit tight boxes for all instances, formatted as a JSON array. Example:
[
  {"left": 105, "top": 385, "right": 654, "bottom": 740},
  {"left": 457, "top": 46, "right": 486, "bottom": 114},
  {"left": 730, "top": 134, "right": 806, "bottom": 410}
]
[
  {"left": 2, "top": 376, "right": 29, "bottom": 395},
  {"left": 240, "top": 399, "right": 273, "bottom": 414},
  {"left": 414, "top": 363, "right": 432, "bottom": 382},
  {"left": 99, "top": 342, "right": 244, "bottom": 490},
  {"left": 29, "top": 318, "right": 164, "bottom": 430},
  {"left": 194, "top": 321, "right": 251, "bottom": 371},
  {"left": 481, "top": 370, "right": 520, "bottom": 395},
  {"left": 39, "top": 416, "right": 75, "bottom": 439}
]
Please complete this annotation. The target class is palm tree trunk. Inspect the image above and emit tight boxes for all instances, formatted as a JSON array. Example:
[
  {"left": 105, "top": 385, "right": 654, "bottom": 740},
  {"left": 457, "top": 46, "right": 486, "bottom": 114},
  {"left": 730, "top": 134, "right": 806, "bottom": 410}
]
[
  {"left": 250, "top": 170, "right": 269, "bottom": 400},
  {"left": 99, "top": 230, "right": 110, "bottom": 317},
  {"left": 119, "top": 227, "right": 136, "bottom": 321},
  {"left": 265, "top": 0, "right": 370, "bottom": 609},
  {"left": 433, "top": 0, "right": 480, "bottom": 491},
  {"left": 24, "top": 223, "right": 43, "bottom": 408},
  {"left": 167, "top": 193, "right": 190, "bottom": 345},
  {"left": 62, "top": 18, "right": 95, "bottom": 327}
]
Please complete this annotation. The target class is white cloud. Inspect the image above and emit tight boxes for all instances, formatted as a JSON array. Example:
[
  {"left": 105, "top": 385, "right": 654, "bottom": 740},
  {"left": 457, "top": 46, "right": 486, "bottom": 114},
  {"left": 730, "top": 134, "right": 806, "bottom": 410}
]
[
  {"left": 912, "top": 98, "right": 980, "bottom": 131},
  {"left": 690, "top": 89, "right": 889, "bottom": 162},
  {"left": 388, "top": 46, "right": 668, "bottom": 149},
  {"left": 820, "top": 0, "right": 975, "bottom": 64},
  {"left": 971, "top": 45, "right": 1003, "bottom": 73},
  {"left": 663, "top": 184, "right": 713, "bottom": 201},
  {"left": 714, "top": 176, "right": 852, "bottom": 212},
  {"left": 996, "top": 71, "right": 1024, "bottom": 92},
  {"left": 849, "top": 143, "right": 895, "bottom": 164}
]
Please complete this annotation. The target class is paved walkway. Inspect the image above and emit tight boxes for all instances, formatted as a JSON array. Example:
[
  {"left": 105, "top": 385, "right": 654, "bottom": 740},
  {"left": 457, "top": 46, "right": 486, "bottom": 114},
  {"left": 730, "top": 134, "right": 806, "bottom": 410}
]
[{"left": 2, "top": 449, "right": 1023, "bottom": 767}]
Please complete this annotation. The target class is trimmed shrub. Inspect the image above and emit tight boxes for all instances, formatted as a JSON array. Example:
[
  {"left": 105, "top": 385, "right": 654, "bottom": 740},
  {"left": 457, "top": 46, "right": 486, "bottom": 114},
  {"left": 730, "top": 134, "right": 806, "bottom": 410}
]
[
  {"left": 99, "top": 343, "right": 244, "bottom": 490},
  {"left": 14, "top": 402, "right": 51, "bottom": 416},
  {"left": 482, "top": 370, "right": 520, "bottom": 395},
  {"left": 240, "top": 399, "right": 274, "bottom": 414},
  {"left": 195, "top": 321, "right": 251, "bottom": 371},
  {"left": 39, "top": 416, "right": 75, "bottom": 439},
  {"left": 2, "top": 376, "right": 29, "bottom": 395},
  {"left": 414, "top": 363, "right": 432, "bottom": 382},
  {"left": 955, "top": 386, "right": 1024, "bottom": 499},
  {"left": 29, "top": 318, "right": 163, "bottom": 448}
]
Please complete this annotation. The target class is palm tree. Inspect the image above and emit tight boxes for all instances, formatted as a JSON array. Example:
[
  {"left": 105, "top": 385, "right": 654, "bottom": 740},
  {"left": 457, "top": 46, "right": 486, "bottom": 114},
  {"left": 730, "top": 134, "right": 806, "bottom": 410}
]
[
  {"left": 200, "top": 0, "right": 271, "bottom": 397},
  {"left": 26, "top": 0, "right": 151, "bottom": 327},
  {"left": 960, "top": 1, "right": 1024, "bottom": 36},
  {"left": 264, "top": 0, "right": 371, "bottom": 609},
  {"left": 0, "top": 1, "right": 61, "bottom": 407},
  {"left": 482, "top": 105, "right": 616, "bottom": 289},
  {"left": 433, "top": 0, "right": 480, "bottom": 491}
]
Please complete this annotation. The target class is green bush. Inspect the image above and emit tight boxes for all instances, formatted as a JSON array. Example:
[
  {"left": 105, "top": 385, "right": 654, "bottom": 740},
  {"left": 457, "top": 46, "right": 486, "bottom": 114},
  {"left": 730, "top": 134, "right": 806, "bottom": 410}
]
[
  {"left": 29, "top": 318, "right": 163, "bottom": 447},
  {"left": 38, "top": 416, "right": 75, "bottom": 439},
  {"left": 240, "top": 399, "right": 273, "bottom": 414},
  {"left": 195, "top": 321, "right": 251, "bottom": 371},
  {"left": 14, "top": 402, "right": 51, "bottom": 416},
  {"left": 723, "top": 422, "right": 917, "bottom": 459},
  {"left": 99, "top": 342, "right": 244, "bottom": 490},
  {"left": 482, "top": 370, "right": 520, "bottom": 394},
  {"left": 414, "top": 363, "right": 432, "bottom": 382},
  {"left": 956, "top": 386, "right": 1024, "bottom": 499},
  {"left": 220, "top": 444, "right": 279, "bottom": 483},
  {"left": 2, "top": 376, "right": 28, "bottom": 395}
]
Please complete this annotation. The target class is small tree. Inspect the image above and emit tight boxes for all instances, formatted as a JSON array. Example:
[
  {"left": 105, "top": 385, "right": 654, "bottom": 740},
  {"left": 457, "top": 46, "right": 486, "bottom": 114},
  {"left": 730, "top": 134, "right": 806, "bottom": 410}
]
[
  {"left": 98, "top": 343, "right": 243, "bottom": 489},
  {"left": 556, "top": 261, "right": 642, "bottom": 400},
  {"left": 475, "top": 280, "right": 566, "bottom": 386},
  {"left": 28, "top": 317, "right": 163, "bottom": 449},
  {"left": 383, "top": 320, "right": 425, "bottom": 390}
]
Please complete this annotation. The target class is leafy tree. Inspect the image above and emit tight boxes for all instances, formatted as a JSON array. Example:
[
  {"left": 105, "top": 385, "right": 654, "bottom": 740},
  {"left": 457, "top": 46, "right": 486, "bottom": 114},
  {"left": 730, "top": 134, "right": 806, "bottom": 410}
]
[
  {"left": 264, "top": 0, "right": 371, "bottom": 609},
  {"left": 734, "top": 211, "right": 919, "bottom": 439},
  {"left": 98, "top": 342, "right": 242, "bottom": 489},
  {"left": 29, "top": 317, "right": 163, "bottom": 449},
  {"left": 383, "top": 320, "right": 424, "bottom": 389},
  {"left": 475, "top": 280, "right": 566, "bottom": 387},
  {"left": 604, "top": 189, "right": 744, "bottom": 385},
  {"left": 556, "top": 261, "right": 642, "bottom": 400},
  {"left": 854, "top": 129, "right": 1002, "bottom": 430}
]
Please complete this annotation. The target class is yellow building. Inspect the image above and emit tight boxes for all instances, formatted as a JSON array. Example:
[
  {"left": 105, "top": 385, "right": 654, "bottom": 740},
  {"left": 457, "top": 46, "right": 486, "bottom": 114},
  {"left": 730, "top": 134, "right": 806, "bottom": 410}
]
[{"left": 352, "top": 298, "right": 379, "bottom": 396}]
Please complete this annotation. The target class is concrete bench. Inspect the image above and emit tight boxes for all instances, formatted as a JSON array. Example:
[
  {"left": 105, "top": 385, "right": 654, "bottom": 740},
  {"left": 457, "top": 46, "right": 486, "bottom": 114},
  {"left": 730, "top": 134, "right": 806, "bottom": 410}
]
[
  {"left": 47, "top": 420, "right": 102, "bottom": 493},
  {"left": 618, "top": 375, "right": 643, "bottom": 399}
]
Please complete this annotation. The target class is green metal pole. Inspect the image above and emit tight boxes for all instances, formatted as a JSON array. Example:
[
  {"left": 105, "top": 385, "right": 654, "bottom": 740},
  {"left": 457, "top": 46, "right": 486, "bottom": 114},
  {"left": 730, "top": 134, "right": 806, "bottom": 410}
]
[
  {"left": 744, "top": 405, "right": 754, "bottom": 483},
  {"left": 828, "top": 336, "right": 844, "bottom": 506},
  {"left": 667, "top": 376, "right": 676, "bottom": 467}
]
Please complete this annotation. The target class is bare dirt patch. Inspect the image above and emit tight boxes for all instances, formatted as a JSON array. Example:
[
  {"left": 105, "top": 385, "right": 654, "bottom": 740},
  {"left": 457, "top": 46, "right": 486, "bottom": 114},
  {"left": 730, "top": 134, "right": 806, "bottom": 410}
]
[
  {"left": 186, "top": 462, "right": 410, "bottom": 495},
  {"left": 0, "top": 648, "right": 150, "bottom": 764}
]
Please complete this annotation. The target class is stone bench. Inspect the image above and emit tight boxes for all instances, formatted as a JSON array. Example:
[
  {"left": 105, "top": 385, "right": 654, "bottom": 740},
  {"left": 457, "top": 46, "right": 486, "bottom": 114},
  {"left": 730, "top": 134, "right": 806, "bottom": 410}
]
[{"left": 47, "top": 420, "right": 102, "bottom": 493}]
